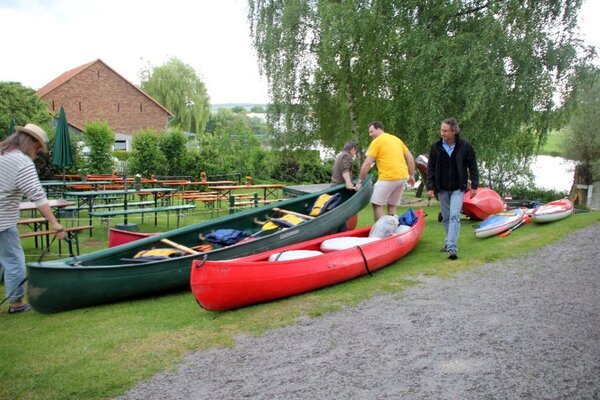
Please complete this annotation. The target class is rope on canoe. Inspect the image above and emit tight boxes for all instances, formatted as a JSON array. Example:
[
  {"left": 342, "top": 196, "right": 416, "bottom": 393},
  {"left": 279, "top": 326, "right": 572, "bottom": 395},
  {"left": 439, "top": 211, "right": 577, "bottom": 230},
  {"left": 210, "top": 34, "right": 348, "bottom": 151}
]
[{"left": 356, "top": 245, "right": 372, "bottom": 277}]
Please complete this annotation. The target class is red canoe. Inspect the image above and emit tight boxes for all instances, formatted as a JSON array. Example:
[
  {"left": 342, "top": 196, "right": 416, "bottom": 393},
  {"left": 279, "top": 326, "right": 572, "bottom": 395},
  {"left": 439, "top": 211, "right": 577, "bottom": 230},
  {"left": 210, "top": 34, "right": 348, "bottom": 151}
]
[
  {"left": 462, "top": 187, "right": 504, "bottom": 220},
  {"left": 108, "top": 228, "right": 156, "bottom": 247},
  {"left": 190, "top": 209, "right": 425, "bottom": 311}
]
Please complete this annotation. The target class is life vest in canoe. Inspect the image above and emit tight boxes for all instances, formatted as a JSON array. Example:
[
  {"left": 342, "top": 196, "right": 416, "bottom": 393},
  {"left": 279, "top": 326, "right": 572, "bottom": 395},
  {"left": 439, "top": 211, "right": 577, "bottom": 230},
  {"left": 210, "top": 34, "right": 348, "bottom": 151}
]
[
  {"left": 132, "top": 248, "right": 184, "bottom": 261},
  {"left": 262, "top": 214, "right": 306, "bottom": 231},
  {"left": 204, "top": 229, "right": 249, "bottom": 246},
  {"left": 309, "top": 193, "right": 342, "bottom": 216}
]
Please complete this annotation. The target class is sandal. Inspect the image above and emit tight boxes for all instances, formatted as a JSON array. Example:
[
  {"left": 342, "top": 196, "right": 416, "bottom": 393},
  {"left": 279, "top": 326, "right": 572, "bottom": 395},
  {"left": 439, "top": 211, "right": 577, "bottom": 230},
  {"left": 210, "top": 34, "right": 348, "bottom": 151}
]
[{"left": 8, "top": 304, "right": 32, "bottom": 314}]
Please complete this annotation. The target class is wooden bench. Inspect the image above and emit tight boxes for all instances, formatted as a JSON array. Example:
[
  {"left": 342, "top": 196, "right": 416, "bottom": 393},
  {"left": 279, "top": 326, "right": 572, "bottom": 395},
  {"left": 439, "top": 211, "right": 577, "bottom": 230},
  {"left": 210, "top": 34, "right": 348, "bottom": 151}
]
[
  {"left": 90, "top": 200, "right": 155, "bottom": 211},
  {"left": 18, "top": 217, "right": 49, "bottom": 248},
  {"left": 19, "top": 225, "right": 93, "bottom": 256},
  {"left": 89, "top": 204, "right": 195, "bottom": 228}
]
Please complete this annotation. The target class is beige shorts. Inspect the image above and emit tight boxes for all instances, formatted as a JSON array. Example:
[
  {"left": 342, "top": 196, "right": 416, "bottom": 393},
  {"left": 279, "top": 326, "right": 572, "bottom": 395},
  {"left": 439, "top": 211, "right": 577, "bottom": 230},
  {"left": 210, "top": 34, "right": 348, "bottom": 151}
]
[{"left": 371, "top": 179, "right": 407, "bottom": 206}]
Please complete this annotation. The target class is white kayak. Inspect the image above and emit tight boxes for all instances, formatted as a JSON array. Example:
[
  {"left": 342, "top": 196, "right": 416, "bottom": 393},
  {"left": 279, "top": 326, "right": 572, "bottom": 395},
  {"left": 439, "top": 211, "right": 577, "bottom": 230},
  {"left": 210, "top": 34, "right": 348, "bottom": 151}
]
[
  {"left": 531, "top": 199, "right": 574, "bottom": 223},
  {"left": 475, "top": 208, "right": 524, "bottom": 238}
]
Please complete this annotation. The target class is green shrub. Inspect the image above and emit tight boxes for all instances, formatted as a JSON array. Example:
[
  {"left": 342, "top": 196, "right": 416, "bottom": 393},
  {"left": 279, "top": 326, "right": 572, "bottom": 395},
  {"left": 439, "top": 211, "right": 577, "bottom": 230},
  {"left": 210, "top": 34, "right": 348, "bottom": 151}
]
[{"left": 502, "top": 186, "right": 568, "bottom": 204}]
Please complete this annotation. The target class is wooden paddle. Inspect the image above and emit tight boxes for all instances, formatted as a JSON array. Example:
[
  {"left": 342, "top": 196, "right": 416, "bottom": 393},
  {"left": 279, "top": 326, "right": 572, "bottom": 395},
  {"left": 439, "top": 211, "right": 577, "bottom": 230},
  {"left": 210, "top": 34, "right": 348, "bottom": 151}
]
[
  {"left": 272, "top": 207, "right": 315, "bottom": 220},
  {"left": 160, "top": 238, "right": 199, "bottom": 254}
]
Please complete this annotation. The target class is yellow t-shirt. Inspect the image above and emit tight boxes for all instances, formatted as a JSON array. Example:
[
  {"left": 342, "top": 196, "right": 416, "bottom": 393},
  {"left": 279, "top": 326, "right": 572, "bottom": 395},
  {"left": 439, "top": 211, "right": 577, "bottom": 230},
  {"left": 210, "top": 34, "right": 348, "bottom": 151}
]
[{"left": 366, "top": 132, "right": 409, "bottom": 180}]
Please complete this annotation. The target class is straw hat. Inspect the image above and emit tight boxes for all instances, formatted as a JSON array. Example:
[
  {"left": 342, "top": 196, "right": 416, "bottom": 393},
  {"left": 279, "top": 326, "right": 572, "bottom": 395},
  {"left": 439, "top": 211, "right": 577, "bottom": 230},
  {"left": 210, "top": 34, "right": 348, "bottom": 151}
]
[{"left": 15, "top": 123, "right": 48, "bottom": 152}]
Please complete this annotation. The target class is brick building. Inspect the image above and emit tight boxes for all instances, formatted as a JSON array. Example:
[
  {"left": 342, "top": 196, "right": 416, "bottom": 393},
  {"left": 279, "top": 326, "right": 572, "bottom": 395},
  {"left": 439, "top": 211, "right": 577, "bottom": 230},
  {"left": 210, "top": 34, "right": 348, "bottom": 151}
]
[{"left": 37, "top": 59, "right": 173, "bottom": 150}]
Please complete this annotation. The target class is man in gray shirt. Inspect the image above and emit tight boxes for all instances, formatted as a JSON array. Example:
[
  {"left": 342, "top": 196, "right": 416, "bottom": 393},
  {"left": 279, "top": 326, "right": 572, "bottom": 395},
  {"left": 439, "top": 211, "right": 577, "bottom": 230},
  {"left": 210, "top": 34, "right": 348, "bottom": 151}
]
[{"left": 331, "top": 141, "right": 358, "bottom": 189}]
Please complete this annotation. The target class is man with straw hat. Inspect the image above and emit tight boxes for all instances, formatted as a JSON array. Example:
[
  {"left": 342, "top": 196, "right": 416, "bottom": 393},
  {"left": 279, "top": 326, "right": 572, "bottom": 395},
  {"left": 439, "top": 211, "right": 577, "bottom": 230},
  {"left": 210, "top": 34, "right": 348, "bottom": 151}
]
[{"left": 0, "top": 123, "right": 65, "bottom": 314}]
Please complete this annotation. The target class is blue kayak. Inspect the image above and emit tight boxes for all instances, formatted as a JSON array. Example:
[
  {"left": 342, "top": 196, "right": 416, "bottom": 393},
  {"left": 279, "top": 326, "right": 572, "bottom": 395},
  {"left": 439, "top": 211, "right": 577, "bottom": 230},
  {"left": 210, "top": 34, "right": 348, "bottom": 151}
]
[{"left": 475, "top": 208, "right": 524, "bottom": 238}]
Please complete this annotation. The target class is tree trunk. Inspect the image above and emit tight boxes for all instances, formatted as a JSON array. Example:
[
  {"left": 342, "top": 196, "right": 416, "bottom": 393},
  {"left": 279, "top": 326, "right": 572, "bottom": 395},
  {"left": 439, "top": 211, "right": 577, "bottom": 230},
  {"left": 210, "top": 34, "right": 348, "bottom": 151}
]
[{"left": 569, "top": 163, "right": 591, "bottom": 206}]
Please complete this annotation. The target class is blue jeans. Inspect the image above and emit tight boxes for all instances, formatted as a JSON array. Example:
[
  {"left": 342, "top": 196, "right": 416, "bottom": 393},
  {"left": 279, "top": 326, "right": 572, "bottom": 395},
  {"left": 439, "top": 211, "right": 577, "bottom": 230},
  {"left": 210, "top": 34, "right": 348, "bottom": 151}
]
[
  {"left": 438, "top": 190, "right": 465, "bottom": 253},
  {"left": 0, "top": 227, "right": 27, "bottom": 303}
]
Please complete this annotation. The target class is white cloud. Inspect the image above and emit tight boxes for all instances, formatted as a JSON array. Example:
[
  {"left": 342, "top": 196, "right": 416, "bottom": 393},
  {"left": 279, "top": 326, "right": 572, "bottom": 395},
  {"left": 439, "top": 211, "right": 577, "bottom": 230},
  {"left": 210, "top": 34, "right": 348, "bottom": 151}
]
[
  {"left": 0, "top": 0, "right": 269, "bottom": 104},
  {"left": 1, "top": 0, "right": 598, "bottom": 104}
]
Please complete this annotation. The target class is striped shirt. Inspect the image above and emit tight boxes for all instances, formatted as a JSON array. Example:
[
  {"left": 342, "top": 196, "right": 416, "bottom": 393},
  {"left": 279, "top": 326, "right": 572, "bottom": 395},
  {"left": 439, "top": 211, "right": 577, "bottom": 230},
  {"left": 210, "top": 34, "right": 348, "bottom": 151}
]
[{"left": 0, "top": 150, "right": 48, "bottom": 231}]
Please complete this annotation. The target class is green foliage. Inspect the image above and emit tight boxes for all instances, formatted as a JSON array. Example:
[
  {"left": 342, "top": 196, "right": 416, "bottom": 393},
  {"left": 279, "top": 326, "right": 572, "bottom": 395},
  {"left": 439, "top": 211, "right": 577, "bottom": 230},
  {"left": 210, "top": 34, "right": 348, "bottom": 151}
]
[
  {"left": 249, "top": 0, "right": 593, "bottom": 182},
  {"left": 0, "top": 81, "right": 51, "bottom": 140},
  {"left": 503, "top": 186, "right": 568, "bottom": 204},
  {"left": 564, "top": 68, "right": 600, "bottom": 182},
  {"left": 140, "top": 57, "right": 210, "bottom": 134},
  {"left": 159, "top": 129, "right": 188, "bottom": 175},
  {"left": 113, "top": 150, "right": 130, "bottom": 161},
  {"left": 81, "top": 121, "right": 116, "bottom": 174},
  {"left": 35, "top": 130, "right": 85, "bottom": 180},
  {"left": 270, "top": 149, "right": 331, "bottom": 183},
  {"left": 539, "top": 129, "right": 569, "bottom": 157},
  {"left": 128, "top": 130, "right": 168, "bottom": 177}
]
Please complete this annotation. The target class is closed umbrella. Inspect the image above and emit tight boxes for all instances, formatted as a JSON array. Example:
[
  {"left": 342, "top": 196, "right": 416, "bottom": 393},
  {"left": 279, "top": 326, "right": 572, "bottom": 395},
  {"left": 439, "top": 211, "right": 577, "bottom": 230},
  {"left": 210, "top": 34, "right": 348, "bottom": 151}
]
[
  {"left": 51, "top": 107, "right": 74, "bottom": 184},
  {"left": 8, "top": 117, "right": 16, "bottom": 136}
]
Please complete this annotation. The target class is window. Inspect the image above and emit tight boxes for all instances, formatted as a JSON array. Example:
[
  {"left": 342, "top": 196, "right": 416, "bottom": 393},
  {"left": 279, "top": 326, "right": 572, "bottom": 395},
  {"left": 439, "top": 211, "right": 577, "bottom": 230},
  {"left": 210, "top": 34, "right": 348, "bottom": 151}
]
[{"left": 113, "top": 140, "right": 127, "bottom": 151}]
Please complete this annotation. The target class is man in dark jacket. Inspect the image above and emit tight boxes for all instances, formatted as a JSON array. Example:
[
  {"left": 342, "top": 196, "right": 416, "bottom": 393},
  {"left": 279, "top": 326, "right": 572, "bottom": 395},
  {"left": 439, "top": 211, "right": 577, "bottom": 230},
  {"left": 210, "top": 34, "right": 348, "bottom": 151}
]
[{"left": 426, "top": 118, "right": 479, "bottom": 260}]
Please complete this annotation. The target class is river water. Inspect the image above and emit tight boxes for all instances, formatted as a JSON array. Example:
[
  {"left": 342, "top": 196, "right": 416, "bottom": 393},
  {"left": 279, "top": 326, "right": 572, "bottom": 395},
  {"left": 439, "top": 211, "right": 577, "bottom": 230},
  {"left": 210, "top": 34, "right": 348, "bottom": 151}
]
[{"left": 531, "top": 155, "right": 576, "bottom": 192}]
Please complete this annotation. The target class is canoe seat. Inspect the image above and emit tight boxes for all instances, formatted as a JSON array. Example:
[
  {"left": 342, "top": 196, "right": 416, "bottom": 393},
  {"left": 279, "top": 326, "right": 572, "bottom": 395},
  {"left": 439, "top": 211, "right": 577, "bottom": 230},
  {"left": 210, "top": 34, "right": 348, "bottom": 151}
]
[
  {"left": 268, "top": 250, "right": 324, "bottom": 261},
  {"left": 320, "top": 236, "right": 381, "bottom": 252}
]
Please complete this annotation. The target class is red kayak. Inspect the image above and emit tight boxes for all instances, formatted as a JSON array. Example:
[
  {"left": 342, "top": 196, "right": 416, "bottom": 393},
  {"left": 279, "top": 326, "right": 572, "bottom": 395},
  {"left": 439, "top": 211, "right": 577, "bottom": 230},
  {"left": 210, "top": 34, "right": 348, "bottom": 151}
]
[
  {"left": 462, "top": 187, "right": 504, "bottom": 220},
  {"left": 190, "top": 210, "right": 425, "bottom": 311},
  {"left": 531, "top": 199, "right": 574, "bottom": 223}
]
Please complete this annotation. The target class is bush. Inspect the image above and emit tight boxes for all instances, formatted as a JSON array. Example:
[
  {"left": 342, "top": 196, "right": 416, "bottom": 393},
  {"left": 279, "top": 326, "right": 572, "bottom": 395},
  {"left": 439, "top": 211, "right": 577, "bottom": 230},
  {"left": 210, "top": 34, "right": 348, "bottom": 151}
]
[{"left": 502, "top": 186, "right": 568, "bottom": 204}]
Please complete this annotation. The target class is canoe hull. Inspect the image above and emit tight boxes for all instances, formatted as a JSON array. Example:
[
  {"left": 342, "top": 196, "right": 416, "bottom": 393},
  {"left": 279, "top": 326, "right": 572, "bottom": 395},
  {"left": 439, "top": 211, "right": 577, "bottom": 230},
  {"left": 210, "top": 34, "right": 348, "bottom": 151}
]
[
  {"left": 462, "top": 188, "right": 504, "bottom": 220},
  {"left": 531, "top": 199, "right": 574, "bottom": 223},
  {"left": 27, "top": 177, "right": 373, "bottom": 313},
  {"left": 191, "top": 210, "right": 425, "bottom": 311},
  {"left": 475, "top": 208, "right": 524, "bottom": 238},
  {"left": 108, "top": 228, "right": 157, "bottom": 247}
]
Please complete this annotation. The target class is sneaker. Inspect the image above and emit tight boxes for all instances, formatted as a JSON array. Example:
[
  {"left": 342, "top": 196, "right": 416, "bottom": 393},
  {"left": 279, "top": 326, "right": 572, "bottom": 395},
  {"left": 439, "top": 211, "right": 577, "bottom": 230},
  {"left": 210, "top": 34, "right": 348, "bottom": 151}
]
[
  {"left": 447, "top": 251, "right": 458, "bottom": 260},
  {"left": 8, "top": 303, "right": 32, "bottom": 314},
  {"left": 440, "top": 245, "right": 448, "bottom": 252}
]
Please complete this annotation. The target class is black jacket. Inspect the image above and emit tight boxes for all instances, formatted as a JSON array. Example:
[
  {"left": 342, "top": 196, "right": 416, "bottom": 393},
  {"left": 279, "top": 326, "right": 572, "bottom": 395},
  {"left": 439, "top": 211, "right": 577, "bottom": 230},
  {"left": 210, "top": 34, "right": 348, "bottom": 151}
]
[{"left": 426, "top": 135, "right": 479, "bottom": 193}]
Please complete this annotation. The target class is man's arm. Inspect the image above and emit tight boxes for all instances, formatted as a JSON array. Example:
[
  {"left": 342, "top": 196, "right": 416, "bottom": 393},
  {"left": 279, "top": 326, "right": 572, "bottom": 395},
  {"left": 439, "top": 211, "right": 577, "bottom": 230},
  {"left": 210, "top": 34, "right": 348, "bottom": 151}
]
[
  {"left": 404, "top": 150, "right": 416, "bottom": 187},
  {"left": 355, "top": 155, "right": 376, "bottom": 188}
]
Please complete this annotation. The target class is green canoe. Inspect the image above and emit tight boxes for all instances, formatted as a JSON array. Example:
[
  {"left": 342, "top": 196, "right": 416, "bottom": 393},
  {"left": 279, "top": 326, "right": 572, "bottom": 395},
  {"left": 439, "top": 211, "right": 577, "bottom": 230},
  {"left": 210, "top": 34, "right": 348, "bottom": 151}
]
[{"left": 26, "top": 176, "right": 373, "bottom": 313}]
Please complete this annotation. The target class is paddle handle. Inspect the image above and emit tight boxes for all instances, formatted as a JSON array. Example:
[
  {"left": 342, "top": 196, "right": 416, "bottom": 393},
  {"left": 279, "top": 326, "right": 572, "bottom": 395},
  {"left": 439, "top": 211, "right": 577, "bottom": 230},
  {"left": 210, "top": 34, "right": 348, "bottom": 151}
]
[
  {"left": 160, "top": 238, "right": 199, "bottom": 254},
  {"left": 272, "top": 207, "right": 315, "bottom": 220},
  {"left": 498, "top": 219, "right": 525, "bottom": 237}
]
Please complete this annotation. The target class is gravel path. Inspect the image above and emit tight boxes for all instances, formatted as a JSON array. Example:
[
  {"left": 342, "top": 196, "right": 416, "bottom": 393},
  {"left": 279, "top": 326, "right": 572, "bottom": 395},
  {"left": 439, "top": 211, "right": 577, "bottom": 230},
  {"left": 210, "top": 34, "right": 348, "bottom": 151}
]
[{"left": 118, "top": 223, "right": 600, "bottom": 400}]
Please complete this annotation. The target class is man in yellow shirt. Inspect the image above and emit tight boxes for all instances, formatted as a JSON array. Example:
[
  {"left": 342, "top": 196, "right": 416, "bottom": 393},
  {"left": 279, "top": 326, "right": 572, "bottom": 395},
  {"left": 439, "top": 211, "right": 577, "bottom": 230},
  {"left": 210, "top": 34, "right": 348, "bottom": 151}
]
[{"left": 355, "top": 121, "right": 416, "bottom": 221}]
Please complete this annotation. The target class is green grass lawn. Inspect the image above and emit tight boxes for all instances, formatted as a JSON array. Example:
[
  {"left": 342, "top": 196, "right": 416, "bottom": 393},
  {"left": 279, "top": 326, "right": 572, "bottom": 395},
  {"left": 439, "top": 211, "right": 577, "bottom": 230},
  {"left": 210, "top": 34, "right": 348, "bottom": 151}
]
[
  {"left": 539, "top": 129, "right": 569, "bottom": 157},
  {"left": 1, "top": 194, "right": 599, "bottom": 400}
]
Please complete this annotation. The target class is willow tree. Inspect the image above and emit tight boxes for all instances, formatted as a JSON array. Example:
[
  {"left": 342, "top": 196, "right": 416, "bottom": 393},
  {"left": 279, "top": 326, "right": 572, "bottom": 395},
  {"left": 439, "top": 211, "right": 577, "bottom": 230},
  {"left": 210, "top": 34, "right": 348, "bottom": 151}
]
[
  {"left": 249, "top": 0, "right": 594, "bottom": 183},
  {"left": 140, "top": 57, "right": 211, "bottom": 134}
]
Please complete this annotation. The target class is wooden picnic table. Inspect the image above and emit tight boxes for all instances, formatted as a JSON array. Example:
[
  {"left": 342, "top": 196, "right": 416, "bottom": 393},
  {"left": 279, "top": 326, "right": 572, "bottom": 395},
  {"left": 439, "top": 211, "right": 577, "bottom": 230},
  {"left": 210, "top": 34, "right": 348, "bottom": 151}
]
[
  {"left": 63, "top": 187, "right": 176, "bottom": 230},
  {"left": 210, "top": 184, "right": 284, "bottom": 200}
]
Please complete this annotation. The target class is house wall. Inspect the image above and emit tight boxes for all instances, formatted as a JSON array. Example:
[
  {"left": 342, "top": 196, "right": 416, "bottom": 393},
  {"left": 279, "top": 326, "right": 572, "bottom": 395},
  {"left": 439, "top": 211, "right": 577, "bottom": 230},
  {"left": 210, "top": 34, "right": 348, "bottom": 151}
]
[{"left": 40, "top": 61, "right": 170, "bottom": 136}]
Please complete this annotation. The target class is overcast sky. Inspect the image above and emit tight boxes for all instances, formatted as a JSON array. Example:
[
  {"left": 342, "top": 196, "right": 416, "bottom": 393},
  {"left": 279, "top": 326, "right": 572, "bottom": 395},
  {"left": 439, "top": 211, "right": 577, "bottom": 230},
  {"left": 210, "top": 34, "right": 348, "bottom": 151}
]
[{"left": 1, "top": 0, "right": 598, "bottom": 105}]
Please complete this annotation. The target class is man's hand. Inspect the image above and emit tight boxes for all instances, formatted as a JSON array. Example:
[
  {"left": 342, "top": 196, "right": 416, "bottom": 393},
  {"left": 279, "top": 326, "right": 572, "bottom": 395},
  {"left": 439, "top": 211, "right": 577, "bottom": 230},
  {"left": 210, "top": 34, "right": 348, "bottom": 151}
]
[
  {"left": 470, "top": 188, "right": 478, "bottom": 198},
  {"left": 427, "top": 190, "right": 435, "bottom": 198},
  {"left": 52, "top": 222, "right": 66, "bottom": 240}
]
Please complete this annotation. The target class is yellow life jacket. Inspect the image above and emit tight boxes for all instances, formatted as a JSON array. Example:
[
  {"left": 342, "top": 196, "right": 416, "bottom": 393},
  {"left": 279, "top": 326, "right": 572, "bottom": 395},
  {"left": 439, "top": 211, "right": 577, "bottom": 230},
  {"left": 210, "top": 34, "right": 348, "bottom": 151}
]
[
  {"left": 133, "top": 248, "right": 183, "bottom": 259},
  {"left": 310, "top": 193, "right": 342, "bottom": 216},
  {"left": 262, "top": 214, "right": 306, "bottom": 231}
]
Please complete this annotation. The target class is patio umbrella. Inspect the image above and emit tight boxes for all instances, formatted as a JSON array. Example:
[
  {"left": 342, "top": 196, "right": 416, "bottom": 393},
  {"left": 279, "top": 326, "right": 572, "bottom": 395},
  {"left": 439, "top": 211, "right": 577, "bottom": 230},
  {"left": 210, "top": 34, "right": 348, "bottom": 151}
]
[
  {"left": 8, "top": 117, "right": 16, "bottom": 137},
  {"left": 51, "top": 107, "right": 74, "bottom": 184}
]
